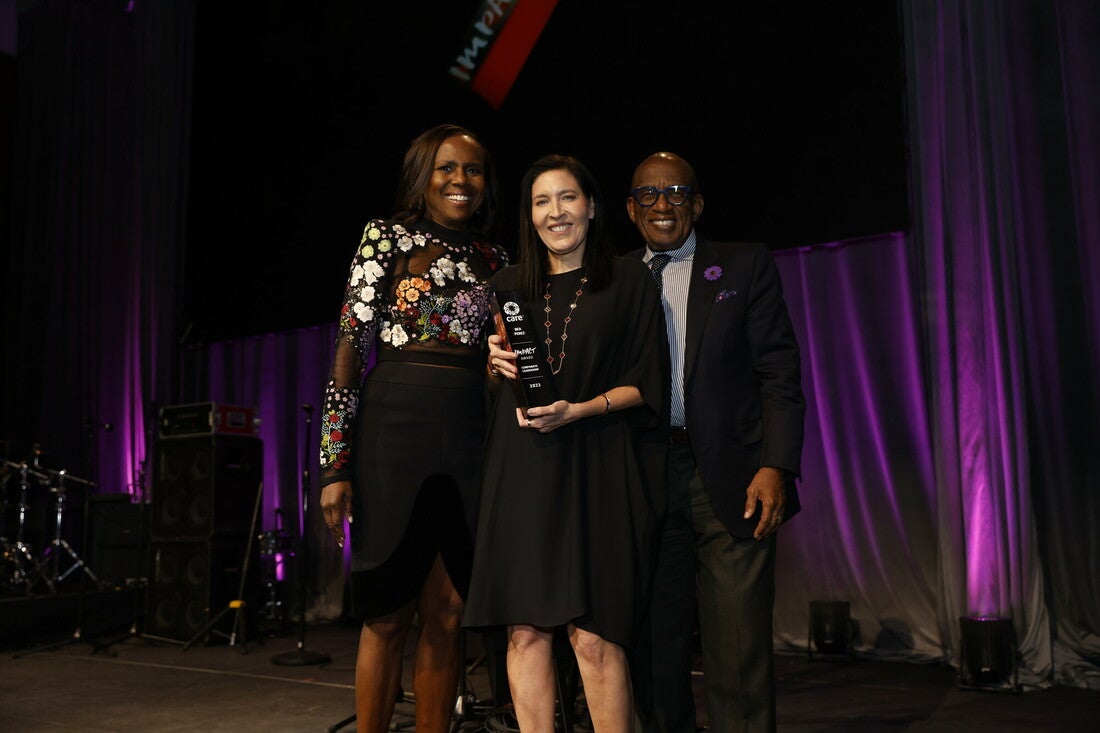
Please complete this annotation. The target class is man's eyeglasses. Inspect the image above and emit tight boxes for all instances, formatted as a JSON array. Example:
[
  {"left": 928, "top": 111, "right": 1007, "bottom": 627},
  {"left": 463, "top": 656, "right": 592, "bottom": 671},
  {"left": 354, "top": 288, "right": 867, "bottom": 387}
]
[{"left": 631, "top": 185, "right": 694, "bottom": 207}]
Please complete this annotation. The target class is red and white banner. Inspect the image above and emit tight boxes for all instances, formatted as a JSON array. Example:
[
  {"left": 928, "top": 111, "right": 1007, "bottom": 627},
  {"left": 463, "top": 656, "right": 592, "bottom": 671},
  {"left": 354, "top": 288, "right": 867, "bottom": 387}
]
[{"left": 448, "top": 0, "right": 559, "bottom": 110}]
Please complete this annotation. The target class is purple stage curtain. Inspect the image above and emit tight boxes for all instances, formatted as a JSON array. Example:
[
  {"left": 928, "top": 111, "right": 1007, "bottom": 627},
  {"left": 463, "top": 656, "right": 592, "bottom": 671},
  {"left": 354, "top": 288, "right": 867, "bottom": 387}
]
[
  {"left": 772, "top": 0, "right": 1098, "bottom": 689},
  {"left": 897, "top": 0, "right": 1098, "bottom": 688},
  {"left": 772, "top": 235, "right": 943, "bottom": 665},
  {"left": 177, "top": 325, "right": 348, "bottom": 620}
]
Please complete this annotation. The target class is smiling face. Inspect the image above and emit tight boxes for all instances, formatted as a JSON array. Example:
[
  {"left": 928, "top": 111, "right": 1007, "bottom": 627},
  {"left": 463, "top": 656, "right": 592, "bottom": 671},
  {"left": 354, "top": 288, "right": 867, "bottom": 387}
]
[
  {"left": 422, "top": 134, "right": 487, "bottom": 231},
  {"left": 531, "top": 168, "right": 595, "bottom": 272},
  {"left": 627, "top": 152, "right": 704, "bottom": 252}
]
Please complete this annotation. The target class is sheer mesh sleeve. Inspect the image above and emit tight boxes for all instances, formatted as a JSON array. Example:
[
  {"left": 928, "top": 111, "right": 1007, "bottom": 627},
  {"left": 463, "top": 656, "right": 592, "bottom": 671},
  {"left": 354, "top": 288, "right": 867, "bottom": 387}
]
[
  {"left": 318, "top": 221, "right": 390, "bottom": 484},
  {"left": 319, "top": 342, "right": 361, "bottom": 485}
]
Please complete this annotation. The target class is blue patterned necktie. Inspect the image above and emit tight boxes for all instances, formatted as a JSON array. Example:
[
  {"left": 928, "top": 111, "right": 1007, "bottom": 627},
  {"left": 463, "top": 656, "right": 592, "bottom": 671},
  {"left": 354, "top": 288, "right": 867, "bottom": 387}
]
[{"left": 648, "top": 253, "right": 672, "bottom": 294}]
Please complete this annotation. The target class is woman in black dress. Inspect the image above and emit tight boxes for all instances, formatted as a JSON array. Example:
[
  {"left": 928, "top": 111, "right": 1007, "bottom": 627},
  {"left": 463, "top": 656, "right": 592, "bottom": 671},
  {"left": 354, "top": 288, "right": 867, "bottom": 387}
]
[
  {"left": 318, "top": 124, "right": 508, "bottom": 732},
  {"left": 464, "top": 154, "right": 667, "bottom": 731}
]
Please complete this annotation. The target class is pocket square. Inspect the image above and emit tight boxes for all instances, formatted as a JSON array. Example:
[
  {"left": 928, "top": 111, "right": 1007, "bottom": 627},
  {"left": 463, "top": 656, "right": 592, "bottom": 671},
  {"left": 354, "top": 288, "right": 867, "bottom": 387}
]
[{"left": 715, "top": 288, "right": 738, "bottom": 302}]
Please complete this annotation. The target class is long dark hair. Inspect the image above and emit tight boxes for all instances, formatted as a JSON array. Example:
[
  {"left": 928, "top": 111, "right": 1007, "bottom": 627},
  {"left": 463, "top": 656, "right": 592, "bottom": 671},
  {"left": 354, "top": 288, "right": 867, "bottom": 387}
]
[
  {"left": 514, "top": 154, "right": 614, "bottom": 300},
  {"left": 392, "top": 124, "right": 499, "bottom": 238}
]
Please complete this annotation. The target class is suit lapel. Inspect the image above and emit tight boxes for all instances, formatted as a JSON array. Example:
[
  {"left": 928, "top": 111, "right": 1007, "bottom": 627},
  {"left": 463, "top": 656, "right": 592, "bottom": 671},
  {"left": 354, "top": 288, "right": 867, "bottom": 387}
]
[{"left": 684, "top": 237, "right": 721, "bottom": 380}]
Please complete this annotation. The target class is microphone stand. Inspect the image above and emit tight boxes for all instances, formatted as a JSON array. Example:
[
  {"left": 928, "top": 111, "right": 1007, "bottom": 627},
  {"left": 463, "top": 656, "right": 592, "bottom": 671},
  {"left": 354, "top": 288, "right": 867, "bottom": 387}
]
[{"left": 272, "top": 402, "right": 331, "bottom": 666}]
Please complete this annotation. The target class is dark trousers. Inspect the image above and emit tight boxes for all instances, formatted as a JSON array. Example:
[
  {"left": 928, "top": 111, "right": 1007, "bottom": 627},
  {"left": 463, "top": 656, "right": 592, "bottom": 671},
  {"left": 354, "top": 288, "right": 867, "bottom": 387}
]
[{"left": 636, "top": 443, "right": 777, "bottom": 733}]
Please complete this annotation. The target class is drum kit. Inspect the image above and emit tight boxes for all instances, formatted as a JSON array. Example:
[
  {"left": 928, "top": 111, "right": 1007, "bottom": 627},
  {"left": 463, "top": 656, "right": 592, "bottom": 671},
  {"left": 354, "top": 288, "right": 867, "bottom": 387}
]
[
  {"left": 1, "top": 447, "right": 100, "bottom": 596},
  {"left": 2, "top": 433, "right": 303, "bottom": 648},
  {"left": 257, "top": 525, "right": 293, "bottom": 629}
]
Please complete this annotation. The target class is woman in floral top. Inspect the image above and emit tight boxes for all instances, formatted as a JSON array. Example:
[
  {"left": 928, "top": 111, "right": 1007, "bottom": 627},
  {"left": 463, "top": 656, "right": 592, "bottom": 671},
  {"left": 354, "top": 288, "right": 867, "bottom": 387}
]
[{"left": 318, "top": 124, "right": 507, "bottom": 732}]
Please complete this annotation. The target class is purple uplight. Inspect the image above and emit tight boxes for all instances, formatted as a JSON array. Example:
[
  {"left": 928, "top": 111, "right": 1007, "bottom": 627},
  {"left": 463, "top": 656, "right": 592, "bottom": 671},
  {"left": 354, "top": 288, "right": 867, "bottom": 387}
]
[{"left": 274, "top": 553, "right": 286, "bottom": 583}]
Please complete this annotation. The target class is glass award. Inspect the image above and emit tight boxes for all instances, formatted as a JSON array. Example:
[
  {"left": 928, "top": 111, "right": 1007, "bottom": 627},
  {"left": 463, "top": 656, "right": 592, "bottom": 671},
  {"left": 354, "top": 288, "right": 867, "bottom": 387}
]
[{"left": 490, "top": 289, "right": 559, "bottom": 416}]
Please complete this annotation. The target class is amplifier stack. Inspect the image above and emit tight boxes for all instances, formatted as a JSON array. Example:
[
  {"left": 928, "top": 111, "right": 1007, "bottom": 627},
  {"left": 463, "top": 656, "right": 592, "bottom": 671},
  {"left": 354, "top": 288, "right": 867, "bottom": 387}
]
[{"left": 144, "top": 404, "right": 262, "bottom": 644}]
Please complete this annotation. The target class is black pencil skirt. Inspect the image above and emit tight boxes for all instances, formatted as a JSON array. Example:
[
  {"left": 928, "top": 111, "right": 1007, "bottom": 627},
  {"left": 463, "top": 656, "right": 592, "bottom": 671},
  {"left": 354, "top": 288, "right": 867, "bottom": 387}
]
[{"left": 346, "top": 358, "right": 487, "bottom": 620}]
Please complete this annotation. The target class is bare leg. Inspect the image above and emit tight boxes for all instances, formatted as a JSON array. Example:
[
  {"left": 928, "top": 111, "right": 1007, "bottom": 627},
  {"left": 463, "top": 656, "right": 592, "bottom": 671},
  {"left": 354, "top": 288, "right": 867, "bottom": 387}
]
[
  {"left": 356, "top": 599, "right": 417, "bottom": 733},
  {"left": 568, "top": 624, "right": 633, "bottom": 733},
  {"left": 507, "top": 624, "right": 558, "bottom": 732},
  {"left": 411, "top": 554, "right": 465, "bottom": 733}
]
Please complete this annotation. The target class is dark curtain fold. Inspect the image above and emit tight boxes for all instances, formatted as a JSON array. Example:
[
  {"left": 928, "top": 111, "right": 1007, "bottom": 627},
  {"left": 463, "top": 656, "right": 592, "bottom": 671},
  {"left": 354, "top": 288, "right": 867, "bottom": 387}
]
[
  {"left": 1032, "top": 0, "right": 1100, "bottom": 684},
  {"left": 2, "top": 0, "right": 193, "bottom": 503}
]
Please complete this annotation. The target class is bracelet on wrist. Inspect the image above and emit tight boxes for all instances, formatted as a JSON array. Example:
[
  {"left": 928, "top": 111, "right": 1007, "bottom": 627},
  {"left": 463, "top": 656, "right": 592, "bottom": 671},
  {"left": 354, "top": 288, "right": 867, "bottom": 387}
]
[{"left": 600, "top": 393, "right": 611, "bottom": 417}]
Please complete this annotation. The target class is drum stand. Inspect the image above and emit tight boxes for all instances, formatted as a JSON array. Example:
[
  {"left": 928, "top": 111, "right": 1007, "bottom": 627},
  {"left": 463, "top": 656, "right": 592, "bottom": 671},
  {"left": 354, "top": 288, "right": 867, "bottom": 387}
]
[
  {"left": 14, "top": 469, "right": 109, "bottom": 659},
  {"left": 257, "top": 512, "right": 291, "bottom": 635},
  {"left": 41, "top": 470, "right": 100, "bottom": 587},
  {"left": 1, "top": 461, "right": 55, "bottom": 595}
]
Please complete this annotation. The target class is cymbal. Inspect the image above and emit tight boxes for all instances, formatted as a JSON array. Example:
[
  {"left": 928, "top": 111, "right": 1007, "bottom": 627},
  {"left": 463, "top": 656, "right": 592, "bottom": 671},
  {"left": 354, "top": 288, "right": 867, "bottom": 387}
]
[
  {"left": 41, "top": 468, "right": 99, "bottom": 488},
  {"left": 1, "top": 459, "right": 50, "bottom": 482}
]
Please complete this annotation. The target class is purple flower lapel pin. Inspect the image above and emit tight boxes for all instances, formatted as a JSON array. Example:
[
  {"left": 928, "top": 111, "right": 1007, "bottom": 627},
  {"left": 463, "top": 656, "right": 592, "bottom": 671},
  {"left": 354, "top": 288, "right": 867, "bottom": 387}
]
[{"left": 704, "top": 265, "right": 723, "bottom": 281}]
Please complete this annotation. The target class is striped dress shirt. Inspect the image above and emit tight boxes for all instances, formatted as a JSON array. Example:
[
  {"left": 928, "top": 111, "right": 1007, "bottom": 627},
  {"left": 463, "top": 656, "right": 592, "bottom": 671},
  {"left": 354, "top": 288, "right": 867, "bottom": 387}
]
[{"left": 644, "top": 231, "right": 696, "bottom": 428}]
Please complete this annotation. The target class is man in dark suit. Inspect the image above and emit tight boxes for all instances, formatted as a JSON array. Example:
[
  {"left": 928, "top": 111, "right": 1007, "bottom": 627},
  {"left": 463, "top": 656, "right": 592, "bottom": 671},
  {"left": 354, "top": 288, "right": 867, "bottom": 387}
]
[{"left": 627, "top": 152, "right": 805, "bottom": 733}]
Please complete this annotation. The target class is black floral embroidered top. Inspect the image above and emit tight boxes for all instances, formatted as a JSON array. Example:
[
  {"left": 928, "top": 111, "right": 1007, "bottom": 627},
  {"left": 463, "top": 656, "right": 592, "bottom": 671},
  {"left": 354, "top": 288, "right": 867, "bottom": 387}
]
[{"left": 319, "top": 219, "right": 508, "bottom": 484}]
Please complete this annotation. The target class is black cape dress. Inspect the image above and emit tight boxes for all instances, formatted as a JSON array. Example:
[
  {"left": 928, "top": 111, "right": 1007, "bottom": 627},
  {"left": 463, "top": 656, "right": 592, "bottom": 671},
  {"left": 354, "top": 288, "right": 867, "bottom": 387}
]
[{"left": 463, "top": 257, "right": 669, "bottom": 650}]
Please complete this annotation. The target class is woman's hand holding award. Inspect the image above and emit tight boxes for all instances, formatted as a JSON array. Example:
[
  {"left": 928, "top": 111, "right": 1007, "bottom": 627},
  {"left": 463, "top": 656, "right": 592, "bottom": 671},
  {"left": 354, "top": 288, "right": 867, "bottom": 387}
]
[{"left": 490, "top": 290, "right": 560, "bottom": 417}]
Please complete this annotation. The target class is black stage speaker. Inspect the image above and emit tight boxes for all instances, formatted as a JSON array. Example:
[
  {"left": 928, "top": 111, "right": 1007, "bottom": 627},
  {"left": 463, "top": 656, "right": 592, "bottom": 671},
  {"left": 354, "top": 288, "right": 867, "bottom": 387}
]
[
  {"left": 959, "top": 616, "right": 1019, "bottom": 690},
  {"left": 144, "top": 539, "right": 260, "bottom": 643},
  {"left": 809, "top": 600, "right": 852, "bottom": 656},
  {"left": 146, "top": 434, "right": 262, "bottom": 643},
  {"left": 151, "top": 435, "right": 262, "bottom": 540},
  {"left": 86, "top": 494, "right": 149, "bottom": 587}
]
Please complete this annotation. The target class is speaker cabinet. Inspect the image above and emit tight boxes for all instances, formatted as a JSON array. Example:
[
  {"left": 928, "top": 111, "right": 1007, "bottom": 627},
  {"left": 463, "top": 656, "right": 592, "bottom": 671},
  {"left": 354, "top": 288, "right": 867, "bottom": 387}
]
[
  {"left": 86, "top": 494, "right": 149, "bottom": 587},
  {"left": 959, "top": 616, "right": 1019, "bottom": 691},
  {"left": 152, "top": 435, "right": 262, "bottom": 540},
  {"left": 809, "top": 600, "right": 853, "bottom": 656},
  {"left": 144, "top": 539, "right": 260, "bottom": 643}
]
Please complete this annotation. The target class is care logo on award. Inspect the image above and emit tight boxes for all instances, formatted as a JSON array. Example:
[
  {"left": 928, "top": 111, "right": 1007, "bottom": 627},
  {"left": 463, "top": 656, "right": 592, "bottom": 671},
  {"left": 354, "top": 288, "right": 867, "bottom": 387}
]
[{"left": 493, "top": 289, "right": 560, "bottom": 412}]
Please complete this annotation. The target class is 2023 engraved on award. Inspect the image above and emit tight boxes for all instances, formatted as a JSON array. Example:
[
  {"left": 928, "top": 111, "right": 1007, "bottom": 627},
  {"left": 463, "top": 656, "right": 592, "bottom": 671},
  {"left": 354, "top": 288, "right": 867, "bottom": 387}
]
[{"left": 491, "top": 290, "right": 559, "bottom": 415}]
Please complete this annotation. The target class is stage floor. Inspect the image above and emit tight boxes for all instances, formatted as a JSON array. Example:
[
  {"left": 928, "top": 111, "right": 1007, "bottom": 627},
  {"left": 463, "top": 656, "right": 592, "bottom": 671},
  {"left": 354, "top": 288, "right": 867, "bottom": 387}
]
[{"left": 1, "top": 590, "right": 1097, "bottom": 732}]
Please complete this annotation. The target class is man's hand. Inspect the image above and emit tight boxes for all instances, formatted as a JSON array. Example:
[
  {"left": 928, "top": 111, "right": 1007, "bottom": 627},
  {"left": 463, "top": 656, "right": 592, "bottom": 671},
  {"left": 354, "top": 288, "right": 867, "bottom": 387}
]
[{"left": 745, "top": 466, "right": 787, "bottom": 539}]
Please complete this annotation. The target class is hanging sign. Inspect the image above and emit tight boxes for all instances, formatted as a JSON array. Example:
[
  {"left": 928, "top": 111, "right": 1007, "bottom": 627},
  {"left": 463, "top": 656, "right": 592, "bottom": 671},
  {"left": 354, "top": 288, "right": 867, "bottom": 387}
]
[{"left": 448, "top": 0, "right": 560, "bottom": 110}]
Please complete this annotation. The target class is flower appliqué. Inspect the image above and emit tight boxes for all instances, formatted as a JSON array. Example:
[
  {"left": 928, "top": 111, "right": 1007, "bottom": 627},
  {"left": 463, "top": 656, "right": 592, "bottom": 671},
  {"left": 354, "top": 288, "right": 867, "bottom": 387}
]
[
  {"left": 319, "top": 381, "right": 357, "bottom": 471},
  {"left": 704, "top": 265, "right": 723, "bottom": 281},
  {"left": 322, "top": 220, "right": 508, "bottom": 477},
  {"left": 340, "top": 220, "right": 507, "bottom": 351}
]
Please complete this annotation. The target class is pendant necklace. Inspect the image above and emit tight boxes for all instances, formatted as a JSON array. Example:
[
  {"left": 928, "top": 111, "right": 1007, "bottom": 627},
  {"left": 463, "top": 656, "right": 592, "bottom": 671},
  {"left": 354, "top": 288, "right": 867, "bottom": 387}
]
[{"left": 544, "top": 267, "right": 589, "bottom": 375}]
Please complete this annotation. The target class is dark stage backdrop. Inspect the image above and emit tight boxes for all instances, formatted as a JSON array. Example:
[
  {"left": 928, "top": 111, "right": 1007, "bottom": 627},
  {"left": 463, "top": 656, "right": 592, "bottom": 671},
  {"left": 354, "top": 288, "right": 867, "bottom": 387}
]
[
  {"left": 183, "top": 1, "right": 908, "bottom": 343},
  {"left": 6, "top": 0, "right": 1096, "bottom": 693}
]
